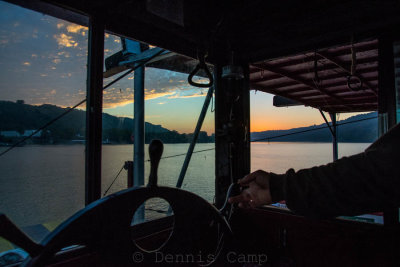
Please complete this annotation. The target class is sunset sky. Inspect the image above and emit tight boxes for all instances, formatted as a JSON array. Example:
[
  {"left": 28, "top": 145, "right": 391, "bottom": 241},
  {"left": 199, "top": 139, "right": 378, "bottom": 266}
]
[{"left": 0, "top": 1, "right": 357, "bottom": 134}]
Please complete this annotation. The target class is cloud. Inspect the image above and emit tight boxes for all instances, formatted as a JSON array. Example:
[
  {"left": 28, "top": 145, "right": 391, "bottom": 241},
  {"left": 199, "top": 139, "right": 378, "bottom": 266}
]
[
  {"left": 167, "top": 91, "right": 207, "bottom": 99},
  {"left": 57, "top": 51, "right": 70, "bottom": 58},
  {"left": 102, "top": 87, "right": 133, "bottom": 108},
  {"left": 103, "top": 99, "right": 133, "bottom": 109},
  {"left": 0, "top": 4, "right": 209, "bottom": 114},
  {"left": 101, "top": 90, "right": 177, "bottom": 110},
  {"left": 53, "top": 33, "right": 78, "bottom": 47},
  {"left": 144, "top": 90, "right": 176, "bottom": 100},
  {"left": 100, "top": 67, "right": 208, "bottom": 110},
  {"left": 32, "top": 29, "right": 38, "bottom": 38},
  {"left": 66, "top": 24, "right": 87, "bottom": 34}
]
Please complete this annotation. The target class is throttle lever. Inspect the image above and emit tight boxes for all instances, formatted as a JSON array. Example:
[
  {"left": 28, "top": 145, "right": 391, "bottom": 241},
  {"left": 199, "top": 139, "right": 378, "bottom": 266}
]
[{"left": 148, "top": 139, "right": 163, "bottom": 187}]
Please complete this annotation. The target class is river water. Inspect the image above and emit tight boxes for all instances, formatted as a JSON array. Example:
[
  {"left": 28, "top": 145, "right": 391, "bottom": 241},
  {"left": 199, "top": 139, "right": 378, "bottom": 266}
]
[{"left": 0, "top": 142, "right": 369, "bottom": 234}]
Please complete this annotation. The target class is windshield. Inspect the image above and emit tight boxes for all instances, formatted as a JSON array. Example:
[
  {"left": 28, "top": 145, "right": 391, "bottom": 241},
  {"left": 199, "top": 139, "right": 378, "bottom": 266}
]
[{"left": 0, "top": 3, "right": 216, "bottom": 255}]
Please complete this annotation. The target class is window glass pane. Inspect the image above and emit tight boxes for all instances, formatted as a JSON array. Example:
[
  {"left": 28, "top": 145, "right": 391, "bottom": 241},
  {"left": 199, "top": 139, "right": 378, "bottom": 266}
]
[
  {"left": 250, "top": 91, "right": 380, "bottom": 223},
  {"left": 0, "top": 2, "right": 87, "bottom": 254},
  {"left": 101, "top": 33, "right": 133, "bottom": 197},
  {"left": 251, "top": 92, "right": 374, "bottom": 172},
  {"left": 144, "top": 67, "right": 215, "bottom": 202},
  {"left": 100, "top": 37, "right": 215, "bottom": 204}
]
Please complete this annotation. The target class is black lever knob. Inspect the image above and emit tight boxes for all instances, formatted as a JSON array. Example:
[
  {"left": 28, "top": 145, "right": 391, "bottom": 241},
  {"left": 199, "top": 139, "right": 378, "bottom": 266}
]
[{"left": 148, "top": 139, "right": 163, "bottom": 187}]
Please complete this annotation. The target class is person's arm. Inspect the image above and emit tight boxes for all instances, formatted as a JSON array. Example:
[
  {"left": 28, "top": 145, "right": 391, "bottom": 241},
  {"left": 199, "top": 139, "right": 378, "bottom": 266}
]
[{"left": 230, "top": 123, "right": 400, "bottom": 219}]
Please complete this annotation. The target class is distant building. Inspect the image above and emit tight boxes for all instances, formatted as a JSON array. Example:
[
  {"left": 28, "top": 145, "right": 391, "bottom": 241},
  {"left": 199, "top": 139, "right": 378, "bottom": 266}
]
[
  {"left": 21, "top": 130, "right": 42, "bottom": 137},
  {"left": 0, "top": 130, "right": 42, "bottom": 138},
  {"left": 0, "top": 131, "right": 20, "bottom": 138}
]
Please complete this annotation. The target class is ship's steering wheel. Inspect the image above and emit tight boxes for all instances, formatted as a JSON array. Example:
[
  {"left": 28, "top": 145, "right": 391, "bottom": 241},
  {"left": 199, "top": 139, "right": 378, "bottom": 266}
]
[{"left": 20, "top": 140, "right": 232, "bottom": 266}]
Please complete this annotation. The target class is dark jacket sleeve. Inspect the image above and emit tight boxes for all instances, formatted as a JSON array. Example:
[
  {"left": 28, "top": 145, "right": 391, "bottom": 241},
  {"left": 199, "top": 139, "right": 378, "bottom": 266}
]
[{"left": 269, "top": 123, "right": 400, "bottom": 219}]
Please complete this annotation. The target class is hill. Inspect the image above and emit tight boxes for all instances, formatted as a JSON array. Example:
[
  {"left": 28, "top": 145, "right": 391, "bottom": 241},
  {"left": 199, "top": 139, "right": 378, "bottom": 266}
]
[
  {"left": 251, "top": 112, "right": 378, "bottom": 143},
  {"left": 0, "top": 100, "right": 213, "bottom": 144},
  {"left": 0, "top": 100, "right": 379, "bottom": 144}
]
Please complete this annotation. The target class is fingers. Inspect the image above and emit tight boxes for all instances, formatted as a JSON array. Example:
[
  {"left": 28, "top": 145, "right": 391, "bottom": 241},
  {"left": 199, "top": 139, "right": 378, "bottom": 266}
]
[
  {"left": 238, "top": 171, "right": 258, "bottom": 186},
  {"left": 228, "top": 194, "right": 246, "bottom": 204},
  {"left": 229, "top": 191, "right": 255, "bottom": 209},
  {"left": 238, "top": 170, "right": 269, "bottom": 188},
  {"left": 238, "top": 201, "right": 251, "bottom": 209},
  {"left": 231, "top": 195, "right": 256, "bottom": 209},
  {"left": 248, "top": 198, "right": 257, "bottom": 208},
  {"left": 229, "top": 170, "right": 270, "bottom": 209}
]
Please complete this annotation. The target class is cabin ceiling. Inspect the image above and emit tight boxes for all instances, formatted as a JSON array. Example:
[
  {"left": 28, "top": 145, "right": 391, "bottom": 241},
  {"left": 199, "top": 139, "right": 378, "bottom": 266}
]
[
  {"left": 148, "top": 40, "right": 380, "bottom": 113},
  {"left": 7, "top": 0, "right": 400, "bottom": 113},
  {"left": 7, "top": 0, "right": 400, "bottom": 63},
  {"left": 250, "top": 39, "right": 379, "bottom": 113}
]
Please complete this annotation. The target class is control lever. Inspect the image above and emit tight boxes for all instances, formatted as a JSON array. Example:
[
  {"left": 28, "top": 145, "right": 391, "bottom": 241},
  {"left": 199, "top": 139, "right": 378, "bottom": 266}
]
[{"left": 148, "top": 139, "right": 163, "bottom": 187}]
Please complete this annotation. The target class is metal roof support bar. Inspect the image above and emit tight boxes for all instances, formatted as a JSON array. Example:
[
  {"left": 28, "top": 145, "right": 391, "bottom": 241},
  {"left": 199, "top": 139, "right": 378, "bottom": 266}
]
[
  {"left": 319, "top": 109, "right": 335, "bottom": 136},
  {"left": 175, "top": 86, "right": 214, "bottom": 189},
  {"left": 319, "top": 110, "right": 338, "bottom": 161},
  {"left": 329, "top": 112, "right": 338, "bottom": 161},
  {"left": 85, "top": 16, "right": 105, "bottom": 205}
]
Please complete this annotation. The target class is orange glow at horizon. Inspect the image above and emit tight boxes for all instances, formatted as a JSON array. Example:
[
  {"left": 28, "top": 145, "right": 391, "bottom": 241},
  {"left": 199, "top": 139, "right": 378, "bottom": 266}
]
[
  {"left": 251, "top": 121, "right": 295, "bottom": 132},
  {"left": 251, "top": 117, "right": 319, "bottom": 132},
  {"left": 250, "top": 91, "right": 327, "bottom": 132}
]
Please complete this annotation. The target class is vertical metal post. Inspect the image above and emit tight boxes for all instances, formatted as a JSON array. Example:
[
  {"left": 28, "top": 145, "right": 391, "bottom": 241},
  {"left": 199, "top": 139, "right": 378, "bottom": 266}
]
[
  {"left": 378, "top": 36, "right": 399, "bottom": 225},
  {"left": 329, "top": 112, "right": 338, "bottom": 161},
  {"left": 133, "top": 53, "right": 145, "bottom": 223},
  {"left": 379, "top": 37, "right": 398, "bottom": 133},
  {"left": 85, "top": 16, "right": 104, "bottom": 205},
  {"left": 124, "top": 161, "right": 134, "bottom": 188},
  {"left": 133, "top": 65, "right": 145, "bottom": 187},
  {"left": 215, "top": 64, "right": 250, "bottom": 208}
]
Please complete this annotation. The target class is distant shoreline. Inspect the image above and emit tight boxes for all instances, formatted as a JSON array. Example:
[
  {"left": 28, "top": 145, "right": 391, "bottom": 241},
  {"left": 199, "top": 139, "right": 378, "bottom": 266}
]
[
  {"left": 251, "top": 140, "right": 372, "bottom": 144},
  {"left": 0, "top": 141, "right": 374, "bottom": 149}
]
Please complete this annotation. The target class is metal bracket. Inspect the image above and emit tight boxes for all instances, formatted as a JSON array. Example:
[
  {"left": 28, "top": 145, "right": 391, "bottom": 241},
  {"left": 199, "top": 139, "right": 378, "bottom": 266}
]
[
  {"left": 104, "top": 39, "right": 175, "bottom": 78},
  {"left": 319, "top": 109, "right": 334, "bottom": 137}
]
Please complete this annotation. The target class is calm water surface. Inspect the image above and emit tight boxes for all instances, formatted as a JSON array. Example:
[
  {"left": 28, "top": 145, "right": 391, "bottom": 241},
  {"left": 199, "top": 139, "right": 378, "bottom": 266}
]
[{"left": 0, "top": 142, "right": 369, "bottom": 230}]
